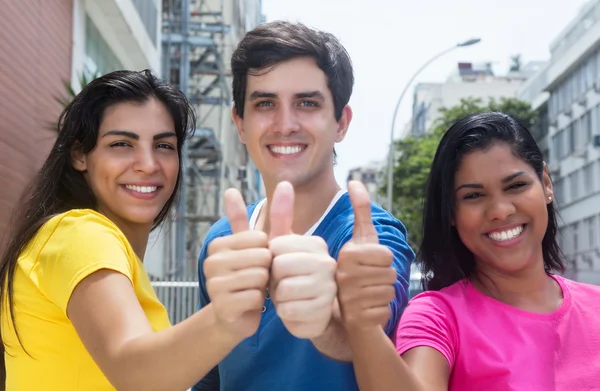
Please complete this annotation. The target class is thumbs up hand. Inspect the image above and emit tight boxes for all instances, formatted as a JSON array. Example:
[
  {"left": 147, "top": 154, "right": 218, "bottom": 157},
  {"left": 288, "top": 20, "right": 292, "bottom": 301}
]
[
  {"left": 268, "top": 182, "right": 337, "bottom": 339},
  {"left": 203, "top": 188, "right": 271, "bottom": 341},
  {"left": 336, "top": 181, "right": 397, "bottom": 330}
]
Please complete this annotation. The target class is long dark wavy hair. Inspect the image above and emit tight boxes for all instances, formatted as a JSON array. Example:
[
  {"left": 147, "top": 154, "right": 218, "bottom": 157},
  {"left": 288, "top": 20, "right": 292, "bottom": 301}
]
[
  {"left": 418, "top": 112, "right": 565, "bottom": 291},
  {"left": 0, "top": 69, "right": 196, "bottom": 387}
]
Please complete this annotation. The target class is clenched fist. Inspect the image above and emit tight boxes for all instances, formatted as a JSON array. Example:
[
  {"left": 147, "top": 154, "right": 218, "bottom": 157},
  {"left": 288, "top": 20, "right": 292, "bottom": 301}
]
[
  {"left": 336, "top": 181, "right": 397, "bottom": 330},
  {"left": 204, "top": 188, "right": 271, "bottom": 341},
  {"left": 268, "top": 182, "right": 337, "bottom": 339}
]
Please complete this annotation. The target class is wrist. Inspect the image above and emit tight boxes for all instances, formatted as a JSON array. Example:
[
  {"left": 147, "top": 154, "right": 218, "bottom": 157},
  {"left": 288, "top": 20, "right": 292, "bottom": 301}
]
[
  {"left": 205, "top": 304, "right": 245, "bottom": 348},
  {"left": 345, "top": 323, "right": 384, "bottom": 340}
]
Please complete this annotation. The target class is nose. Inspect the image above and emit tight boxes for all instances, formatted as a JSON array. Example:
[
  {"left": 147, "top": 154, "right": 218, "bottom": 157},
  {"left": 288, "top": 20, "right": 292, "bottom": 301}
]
[
  {"left": 485, "top": 195, "right": 516, "bottom": 221},
  {"left": 132, "top": 145, "right": 160, "bottom": 174},
  {"left": 273, "top": 105, "right": 300, "bottom": 135}
]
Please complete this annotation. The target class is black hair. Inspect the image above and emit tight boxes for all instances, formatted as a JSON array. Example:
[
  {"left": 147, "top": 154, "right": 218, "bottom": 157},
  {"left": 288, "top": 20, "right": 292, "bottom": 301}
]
[{"left": 0, "top": 69, "right": 196, "bottom": 387}]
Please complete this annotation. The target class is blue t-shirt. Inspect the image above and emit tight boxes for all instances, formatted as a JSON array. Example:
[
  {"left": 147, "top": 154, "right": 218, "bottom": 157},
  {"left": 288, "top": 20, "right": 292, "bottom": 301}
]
[{"left": 193, "top": 193, "right": 414, "bottom": 391}]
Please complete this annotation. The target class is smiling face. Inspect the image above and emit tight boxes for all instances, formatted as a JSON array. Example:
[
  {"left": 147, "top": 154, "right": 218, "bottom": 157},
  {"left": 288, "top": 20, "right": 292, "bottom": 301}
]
[
  {"left": 71, "top": 98, "right": 179, "bottom": 230},
  {"left": 233, "top": 57, "right": 351, "bottom": 191},
  {"left": 453, "top": 143, "right": 554, "bottom": 275}
]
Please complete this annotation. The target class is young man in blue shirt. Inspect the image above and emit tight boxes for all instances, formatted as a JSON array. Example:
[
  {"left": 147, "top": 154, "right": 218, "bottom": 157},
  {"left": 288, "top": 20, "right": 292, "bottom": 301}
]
[{"left": 193, "top": 21, "right": 414, "bottom": 391}]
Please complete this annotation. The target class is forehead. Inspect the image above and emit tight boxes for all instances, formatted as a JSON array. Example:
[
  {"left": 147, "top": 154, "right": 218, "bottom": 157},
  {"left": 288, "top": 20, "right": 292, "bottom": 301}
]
[
  {"left": 99, "top": 99, "right": 174, "bottom": 134},
  {"left": 455, "top": 143, "right": 534, "bottom": 181},
  {"left": 245, "top": 57, "right": 331, "bottom": 98}
]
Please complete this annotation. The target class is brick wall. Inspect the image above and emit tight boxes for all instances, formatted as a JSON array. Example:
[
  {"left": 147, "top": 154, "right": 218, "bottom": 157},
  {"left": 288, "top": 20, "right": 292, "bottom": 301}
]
[{"left": 0, "top": 0, "right": 73, "bottom": 240}]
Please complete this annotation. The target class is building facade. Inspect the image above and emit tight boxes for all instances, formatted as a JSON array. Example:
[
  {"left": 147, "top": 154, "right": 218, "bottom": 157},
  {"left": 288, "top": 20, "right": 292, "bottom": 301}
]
[
  {"left": 347, "top": 163, "right": 386, "bottom": 206},
  {"left": 519, "top": 0, "right": 600, "bottom": 284},
  {"left": 410, "top": 61, "right": 544, "bottom": 137}
]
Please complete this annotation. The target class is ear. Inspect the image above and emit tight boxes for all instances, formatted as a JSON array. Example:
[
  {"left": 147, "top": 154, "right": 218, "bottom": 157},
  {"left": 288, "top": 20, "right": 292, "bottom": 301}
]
[
  {"left": 334, "top": 105, "right": 353, "bottom": 143},
  {"left": 542, "top": 162, "right": 554, "bottom": 204},
  {"left": 70, "top": 143, "right": 88, "bottom": 172},
  {"left": 232, "top": 107, "right": 246, "bottom": 144}
]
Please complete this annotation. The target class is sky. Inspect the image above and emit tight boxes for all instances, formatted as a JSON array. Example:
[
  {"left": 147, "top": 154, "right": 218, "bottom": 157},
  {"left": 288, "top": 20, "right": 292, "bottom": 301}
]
[{"left": 261, "top": 0, "right": 590, "bottom": 187}]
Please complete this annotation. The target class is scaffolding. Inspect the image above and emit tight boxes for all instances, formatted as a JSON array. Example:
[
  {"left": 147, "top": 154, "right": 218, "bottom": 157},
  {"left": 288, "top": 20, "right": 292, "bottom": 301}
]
[{"left": 162, "top": 0, "right": 247, "bottom": 280}]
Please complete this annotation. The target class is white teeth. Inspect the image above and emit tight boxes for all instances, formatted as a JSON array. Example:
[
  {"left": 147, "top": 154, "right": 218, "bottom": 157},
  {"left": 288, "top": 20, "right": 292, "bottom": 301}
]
[
  {"left": 270, "top": 145, "right": 303, "bottom": 155},
  {"left": 125, "top": 185, "right": 158, "bottom": 194},
  {"left": 488, "top": 225, "right": 524, "bottom": 242}
]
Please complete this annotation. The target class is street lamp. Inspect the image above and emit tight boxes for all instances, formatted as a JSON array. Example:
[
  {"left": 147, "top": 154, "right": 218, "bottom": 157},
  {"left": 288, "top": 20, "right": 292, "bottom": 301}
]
[{"left": 385, "top": 38, "right": 481, "bottom": 213}]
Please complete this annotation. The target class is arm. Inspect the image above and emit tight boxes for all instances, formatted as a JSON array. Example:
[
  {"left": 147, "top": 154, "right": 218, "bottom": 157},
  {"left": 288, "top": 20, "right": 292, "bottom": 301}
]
[
  {"left": 309, "top": 298, "right": 352, "bottom": 361},
  {"left": 348, "top": 295, "right": 456, "bottom": 391},
  {"left": 311, "top": 219, "right": 414, "bottom": 360},
  {"left": 49, "top": 205, "right": 267, "bottom": 391},
  {"left": 68, "top": 270, "right": 238, "bottom": 391},
  {"left": 192, "top": 239, "right": 222, "bottom": 391},
  {"left": 347, "top": 326, "right": 449, "bottom": 391}
]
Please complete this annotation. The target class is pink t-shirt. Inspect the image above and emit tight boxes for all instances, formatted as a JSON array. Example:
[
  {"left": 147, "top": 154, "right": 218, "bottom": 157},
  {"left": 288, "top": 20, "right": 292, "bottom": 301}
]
[{"left": 394, "top": 275, "right": 600, "bottom": 390}]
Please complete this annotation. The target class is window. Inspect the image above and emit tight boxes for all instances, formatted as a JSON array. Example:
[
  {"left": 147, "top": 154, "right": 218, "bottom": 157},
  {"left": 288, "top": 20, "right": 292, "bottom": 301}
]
[
  {"left": 585, "top": 216, "right": 596, "bottom": 250},
  {"left": 563, "top": 225, "right": 573, "bottom": 256},
  {"left": 569, "top": 171, "right": 580, "bottom": 201},
  {"left": 85, "top": 15, "right": 123, "bottom": 76},
  {"left": 587, "top": 110, "right": 593, "bottom": 143},
  {"left": 586, "top": 56, "right": 596, "bottom": 89},
  {"left": 554, "top": 177, "right": 565, "bottom": 205},
  {"left": 596, "top": 160, "right": 600, "bottom": 193},
  {"left": 568, "top": 122, "right": 576, "bottom": 155},
  {"left": 584, "top": 163, "right": 594, "bottom": 196},
  {"left": 573, "top": 222, "right": 580, "bottom": 255},
  {"left": 581, "top": 111, "right": 592, "bottom": 146}
]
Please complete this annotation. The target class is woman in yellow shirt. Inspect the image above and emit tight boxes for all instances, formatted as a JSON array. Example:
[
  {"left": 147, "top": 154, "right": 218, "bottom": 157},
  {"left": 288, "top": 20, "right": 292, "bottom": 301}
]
[{"left": 0, "top": 70, "right": 269, "bottom": 390}]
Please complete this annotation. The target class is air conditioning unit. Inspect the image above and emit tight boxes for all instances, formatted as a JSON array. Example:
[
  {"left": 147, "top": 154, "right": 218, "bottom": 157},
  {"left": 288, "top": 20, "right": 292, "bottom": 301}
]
[
  {"left": 563, "top": 107, "right": 572, "bottom": 117},
  {"left": 573, "top": 148, "right": 588, "bottom": 159},
  {"left": 578, "top": 95, "right": 587, "bottom": 106},
  {"left": 550, "top": 119, "right": 558, "bottom": 128}
]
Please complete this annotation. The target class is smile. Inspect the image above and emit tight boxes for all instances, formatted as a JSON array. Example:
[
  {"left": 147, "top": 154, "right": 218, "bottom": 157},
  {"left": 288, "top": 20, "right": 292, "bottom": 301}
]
[
  {"left": 124, "top": 185, "right": 159, "bottom": 194},
  {"left": 268, "top": 145, "right": 305, "bottom": 155},
  {"left": 487, "top": 224, "right": 525, "bottom": 242}
]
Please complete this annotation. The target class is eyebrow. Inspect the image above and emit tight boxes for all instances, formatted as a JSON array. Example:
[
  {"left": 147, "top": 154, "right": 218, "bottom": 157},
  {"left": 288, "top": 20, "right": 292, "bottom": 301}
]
[
  {"left": 101, "top": 130, "right": 177, "bottom": 140},
  {"left": 248, "top": 90, "right": 325, "bottom": 101},
  {"left": 455, "top": 171, "right": 527, "bottom": 192}
]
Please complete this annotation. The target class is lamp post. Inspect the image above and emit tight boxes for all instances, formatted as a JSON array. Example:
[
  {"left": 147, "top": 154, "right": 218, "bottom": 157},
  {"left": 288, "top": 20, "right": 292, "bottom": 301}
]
[{"left": 385, "top": 38, "right": 481, "bottom": 213}]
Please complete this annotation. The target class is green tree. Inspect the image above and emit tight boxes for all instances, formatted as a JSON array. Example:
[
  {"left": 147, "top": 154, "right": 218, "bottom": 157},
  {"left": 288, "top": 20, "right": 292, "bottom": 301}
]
[{"left": 384, "top": 96, "right": 537, "bottom": 252}]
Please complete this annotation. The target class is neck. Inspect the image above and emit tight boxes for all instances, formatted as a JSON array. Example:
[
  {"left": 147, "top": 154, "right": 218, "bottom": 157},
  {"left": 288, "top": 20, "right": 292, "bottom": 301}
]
[
  {"left": 472, "top": 260, "right": 563, "bottom": 313},
  {"left": 260, "top": 170, "right": 341, "bottom": 235},
  {"left": 119, "top": 224, "right": 150, "bottom": 260},
  {"left": 99, "top": 209, "right": 150, "bottom": 260}
]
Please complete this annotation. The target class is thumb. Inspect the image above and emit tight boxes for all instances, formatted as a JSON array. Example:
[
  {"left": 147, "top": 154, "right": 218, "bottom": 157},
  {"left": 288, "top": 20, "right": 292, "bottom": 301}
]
[
  {"left": 224, "top": 188, "right": 249, "bottom": 234},
  {"left": 348, "top": 180, "right": 378, "bottom": 244},
  {"left": 269, "top": 181, "right": 294, "bottom": 239}
]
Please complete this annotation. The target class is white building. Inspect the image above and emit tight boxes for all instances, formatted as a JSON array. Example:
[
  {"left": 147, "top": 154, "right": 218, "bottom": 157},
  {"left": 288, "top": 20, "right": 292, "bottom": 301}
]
[
  {"left": 347, "top": 162, "right": 386, "bottom": 206},
  {"left": 519, "top": 0, "right": 600, "bottom": 284},
  {"left": 72, "top": 0, "right": 161, "bottom": 85},
  {"left": 410, "top": 62, "right": 544, "bottom": 136}
]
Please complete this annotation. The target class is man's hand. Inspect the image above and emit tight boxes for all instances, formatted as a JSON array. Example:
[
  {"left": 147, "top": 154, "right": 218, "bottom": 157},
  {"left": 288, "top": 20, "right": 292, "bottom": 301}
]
[
  {"left": 336, "top": 181, "right": 397, "bottom": 330},
  {"left": 268, "top": 182, "right": 337, "bottom": 339},
  {"left": 204, "top": 188, "right": 271, "bottom": 341}
]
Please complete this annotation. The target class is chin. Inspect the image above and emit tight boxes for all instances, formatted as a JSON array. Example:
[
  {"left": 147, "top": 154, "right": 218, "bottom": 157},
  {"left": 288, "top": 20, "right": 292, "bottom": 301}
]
[
  {"left": 275, "top": 172, "right": 311, "bottom": 187},
  {"left": 121, "top": 208, "right": 164, "bottom": 226}
]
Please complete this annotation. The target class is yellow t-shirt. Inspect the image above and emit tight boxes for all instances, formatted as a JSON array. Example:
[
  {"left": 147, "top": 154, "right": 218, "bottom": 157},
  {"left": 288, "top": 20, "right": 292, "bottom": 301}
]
[{"left": 2, "top": 209, "right": 171, "bottom": 390}]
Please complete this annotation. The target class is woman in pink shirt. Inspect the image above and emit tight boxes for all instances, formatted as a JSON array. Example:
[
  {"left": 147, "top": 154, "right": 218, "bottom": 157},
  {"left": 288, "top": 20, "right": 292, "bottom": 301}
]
[{"left": 338, "top": 112, "right": 600, "bottom": 390}]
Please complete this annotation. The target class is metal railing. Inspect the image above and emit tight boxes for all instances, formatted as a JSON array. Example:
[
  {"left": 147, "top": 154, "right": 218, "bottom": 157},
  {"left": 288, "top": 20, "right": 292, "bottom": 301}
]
[
  {"left": 152, "top": 273, "right": 424, "bottom": 325},
  {"left": 152, "top": 279, "right": 200, "bottom": 325}
]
